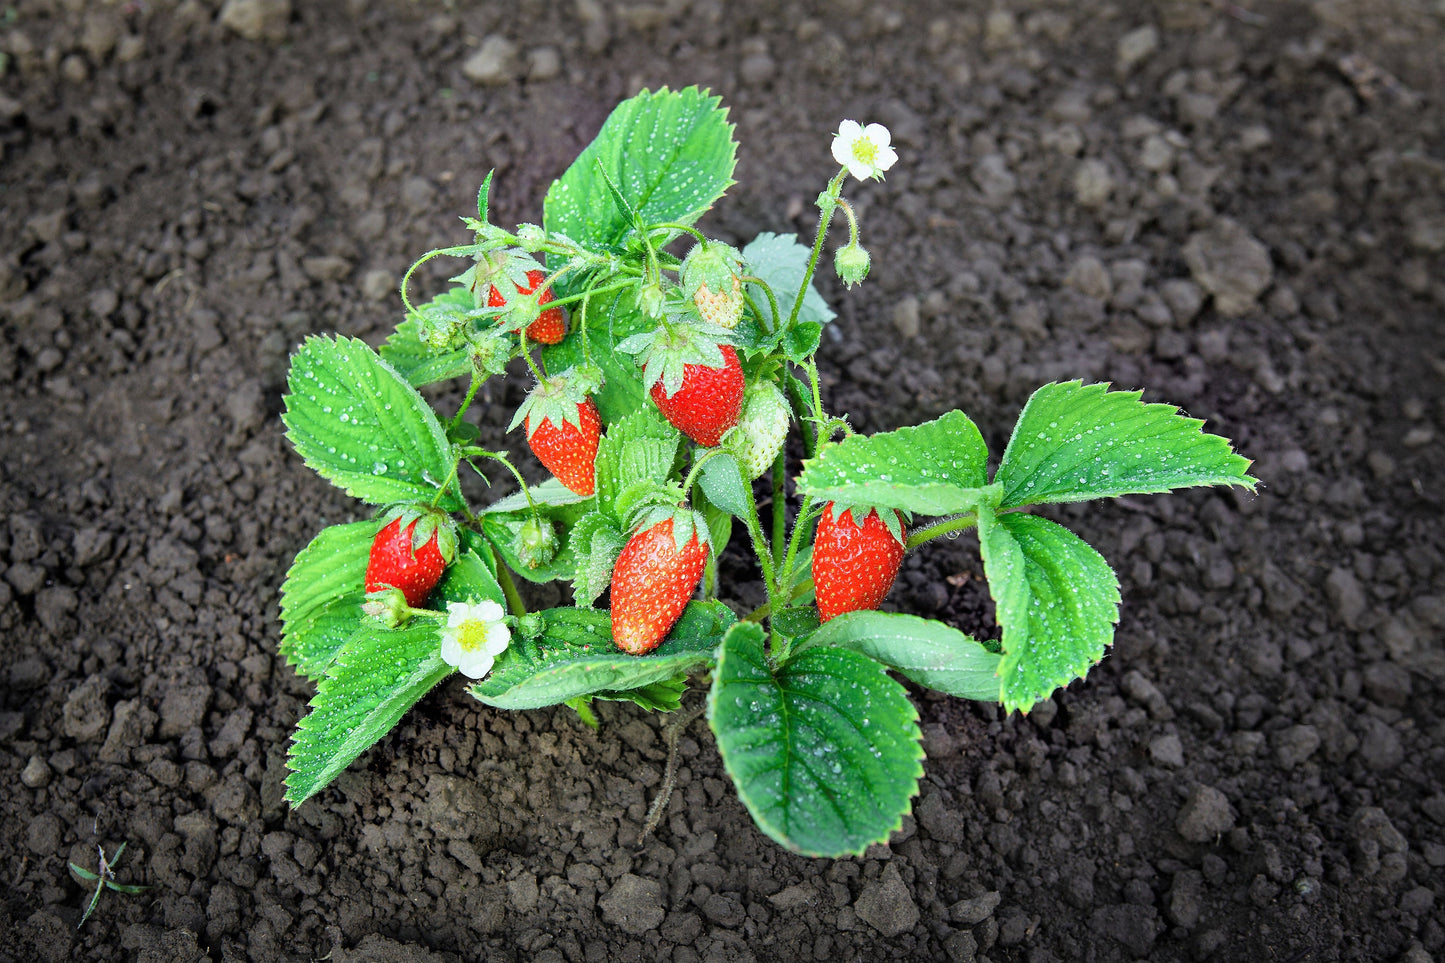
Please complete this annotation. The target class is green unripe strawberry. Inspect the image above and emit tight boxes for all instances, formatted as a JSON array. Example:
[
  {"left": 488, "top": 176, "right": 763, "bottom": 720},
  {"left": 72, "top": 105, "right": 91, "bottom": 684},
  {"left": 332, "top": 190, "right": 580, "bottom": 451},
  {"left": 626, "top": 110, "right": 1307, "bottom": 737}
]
[
  {"left": 834, "top": 242, "right": 871, "bottom": 289},
  {"left": 724, "top": 381, "right": 790, "bottom": 479},
  {"left": 515, "top": 517, "right": 558, "bottom": 569},
  {"left": 681, "top": 241, "right": 746, "bottom": 329}
]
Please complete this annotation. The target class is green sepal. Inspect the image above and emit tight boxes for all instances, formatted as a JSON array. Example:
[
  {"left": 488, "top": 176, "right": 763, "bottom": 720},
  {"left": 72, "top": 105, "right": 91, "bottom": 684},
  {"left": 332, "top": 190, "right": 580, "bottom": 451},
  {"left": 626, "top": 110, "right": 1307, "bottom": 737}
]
[
  {"left": 823, "top": 501, "right": 909, "bottom": 546},
  {"left": 476, "top": 169, "right": 494, "bottom": 221},
  {"left": 569, "top": 513, "right": 627, "bottom": 608},
  {"left": 508, "top": 369, "right": 598, "bottom": 439},
  {"left": 631, "top": 504, "right": 712, "bottom": 555},
  {"left": 617, "top": 321, "right": 732, "bottom": 397}
]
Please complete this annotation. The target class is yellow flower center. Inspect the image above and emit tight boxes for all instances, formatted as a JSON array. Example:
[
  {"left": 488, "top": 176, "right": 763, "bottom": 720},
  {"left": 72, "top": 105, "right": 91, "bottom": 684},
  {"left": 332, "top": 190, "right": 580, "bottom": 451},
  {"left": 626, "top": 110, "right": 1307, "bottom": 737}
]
[
  {"left": 455, "top": 619, "right": 488, "bottom": 653},
  {"left": 852, "top": 137, "right": 878, "bottom": 167}
]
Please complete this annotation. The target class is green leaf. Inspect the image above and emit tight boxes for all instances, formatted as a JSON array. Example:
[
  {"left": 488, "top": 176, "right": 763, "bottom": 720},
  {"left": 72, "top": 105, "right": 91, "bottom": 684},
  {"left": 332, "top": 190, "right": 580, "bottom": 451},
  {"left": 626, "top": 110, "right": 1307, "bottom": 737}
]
[
  {"left": 544, "top": 86, "right": 737, "bottom": 253},
  {"left": 480, "top": 500, "right": 586, "bottom": 585},
  {"left": 800, "top": 611, "right": 1001, "bottom": 702},
  {"left": 697, "top": 452, "right": 748, "bottom": 518},
  {"left": 279, "top": 520, "right": 381, "bottom": 680},
  {"left": 380, "top": 319, "right": 472, "bottom": 387},
  {"left": 483, "top": 478, "right": 589, "bottom": 516},
  {"left": 995, "top": 381, "right": 1257, "bottom": 509},
  {"left": 542, "top": 288, "right": 651, "bottom": 424},
  {"left": 283, "top": 336, "right": 462, "bottom": 510},
  {"left": 977, "top": 509, "right": 1120, "bottom": 712},
  {"left": 595, "top": 675, "right": 688, "bottom": 712},
  {"left": 709, "top": 622, "right": 923, "bottom": 858},
  {"left": 284, "top": 619, "right": 453, "bottom": 806},
  {"left": 742, "top": 232, "right": 836, "bottom": 333},
  {"left": 380, "top": 287, "right": 476, "bottom": 387},
  {"left": 594, "top": 407, "right": 682, "bottom": 520},
  {"left": 797, "top": 410, "right": 991, "bottom": 515},
  {"left": 570, "top": 513, "right": 627, "bottom": 607},
  {"left": 435, "top": 541, "right": 505, "bottom": 608},
  {"left": 469, "top": 602, "right": 733, "bottom": 710}
]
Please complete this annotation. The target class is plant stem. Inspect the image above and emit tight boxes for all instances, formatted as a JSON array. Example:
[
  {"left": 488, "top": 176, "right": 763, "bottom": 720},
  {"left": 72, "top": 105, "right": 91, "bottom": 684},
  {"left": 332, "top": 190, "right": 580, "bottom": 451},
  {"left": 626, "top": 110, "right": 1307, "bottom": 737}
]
[
  {"left": 770, "top": 450, "right": 786, "bottom": 569},
  {"left": 739, "top": 472, "right": 778, "bottom": 616},
  {"left": 449, "top": 372, "right": 483, "bottom": 433},
  {"left": 904, "top": 513, "right": 979, "bottom": 551},
  {"left": 779, "top": 495, "right": 819, "bottom": 595},
  {"left": 494, "top": 555, "right": 527, "bottom": 617},
  {"left": 740, "top": 275, "right": 781, "bottom": 332},
  {"left": 648, "top": 221, "right": 709, "bottom": 245},
  {"left": 788, "top": 169, "right": 847, "bottom": 331}
]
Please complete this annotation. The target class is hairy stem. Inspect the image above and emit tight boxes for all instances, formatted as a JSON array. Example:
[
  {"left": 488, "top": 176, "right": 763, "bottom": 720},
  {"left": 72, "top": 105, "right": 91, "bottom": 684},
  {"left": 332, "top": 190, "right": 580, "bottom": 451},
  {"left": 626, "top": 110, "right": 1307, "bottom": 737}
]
[{"left": 788, "top": 169, "right": 847, "bottom": 331}]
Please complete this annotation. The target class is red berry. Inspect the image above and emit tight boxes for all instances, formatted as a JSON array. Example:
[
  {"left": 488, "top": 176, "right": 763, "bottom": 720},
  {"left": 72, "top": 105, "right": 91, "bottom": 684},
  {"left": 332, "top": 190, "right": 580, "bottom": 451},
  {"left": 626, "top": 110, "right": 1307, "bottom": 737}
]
[
  {"left": 488, "top": 269, "right": 568, "bottom": 345},
  {"left": 610, "top": 518, "right": 707, "bottom": 654},
  {"left": 649, "top": 344, "right": 743, "bottom": 447},
  {"left": 365, "top": 517, "right": 448, "bottom": 608},
  {"left": 527, "top": 397, "right": 601, "bottom": 497},
  {"left": 813, "top": 505, "right": 905, "bottom": 623}
]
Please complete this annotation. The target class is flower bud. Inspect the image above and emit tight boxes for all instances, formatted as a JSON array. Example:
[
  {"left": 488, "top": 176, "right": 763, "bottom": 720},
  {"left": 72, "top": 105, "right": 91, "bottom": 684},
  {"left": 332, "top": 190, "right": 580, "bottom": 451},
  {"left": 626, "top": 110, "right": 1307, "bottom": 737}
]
[
  {"left": 515, "top": 517, "right": 558, "bottom": 569},
  {"left": 362, "top": 587, "right": 411, "bottom": 628},
  {"left": 834, "top": 242, "right": 871, "bottom": 289}
]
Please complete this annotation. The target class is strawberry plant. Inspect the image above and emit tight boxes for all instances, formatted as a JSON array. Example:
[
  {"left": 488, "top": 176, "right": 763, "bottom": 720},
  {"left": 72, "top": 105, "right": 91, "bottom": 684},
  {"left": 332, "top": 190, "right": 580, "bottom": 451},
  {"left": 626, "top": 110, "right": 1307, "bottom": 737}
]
[{"left": 276, "top": 87, "right": 1256, "bottom": 857}]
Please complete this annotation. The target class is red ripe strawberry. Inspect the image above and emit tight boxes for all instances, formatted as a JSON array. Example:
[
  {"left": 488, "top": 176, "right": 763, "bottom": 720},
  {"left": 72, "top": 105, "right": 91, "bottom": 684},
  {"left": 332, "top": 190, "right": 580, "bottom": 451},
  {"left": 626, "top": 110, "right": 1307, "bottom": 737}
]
[
  {"left": 650, "top": 344, "right": 744, "bottom": 447},
  {"left": 365, "top": 516, "right": 450, "bottom": 608},
  {"left": 527, "top": 398, "right": 600, "bottom": 496},
  {"left": 488, "top": 269, "right": 568, "bottom": 345},
  {"left": 813, "top": 504, "right": 906, "bottom": 623},
  {"left": 509, "top": 369, "right": 603, "bottom": 497},
  {"left": 610, "top": 514, "right": 709, "bottom": 655}
]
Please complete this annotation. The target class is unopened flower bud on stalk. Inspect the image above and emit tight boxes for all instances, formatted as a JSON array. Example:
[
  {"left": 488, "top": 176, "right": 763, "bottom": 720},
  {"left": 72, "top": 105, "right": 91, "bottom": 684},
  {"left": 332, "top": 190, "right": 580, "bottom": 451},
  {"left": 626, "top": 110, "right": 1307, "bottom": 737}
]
[
  {"left": 362, "top": 587, "right": 412, "bottom": 628},
  {"left": 831, "top": 120, "right": 898, "bottom": 181},
  {"left": 440, "top": 599, "right": 511, "bottom": 679},
  {"left": 834, "top": 242, "right": 871, "bottom": 289},
  {"left": 515, "top": 516, "right": 559, "bottom": 569}
]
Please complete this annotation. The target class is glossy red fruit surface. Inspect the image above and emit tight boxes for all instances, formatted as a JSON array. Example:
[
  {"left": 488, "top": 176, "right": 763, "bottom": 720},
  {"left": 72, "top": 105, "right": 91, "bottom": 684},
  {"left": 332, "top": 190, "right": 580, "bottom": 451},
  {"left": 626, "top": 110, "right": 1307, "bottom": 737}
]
[
  {"left": 649, "top": 344, "right": 743, "bottom": 447},
  {"left": 527, "top": 397, "right": 601, "bottom": 497},
  {"left": 364, "top": 517, "right": 448, "bottom": 608},
  {"left": 610, "top": 519, "right": 707, "bottom": 655},
  {"left": 813, "top": 505, "right": 906, "bottom": 623},
  {"left": 488, "top": 269, "right": 568, "bottom": 344}
]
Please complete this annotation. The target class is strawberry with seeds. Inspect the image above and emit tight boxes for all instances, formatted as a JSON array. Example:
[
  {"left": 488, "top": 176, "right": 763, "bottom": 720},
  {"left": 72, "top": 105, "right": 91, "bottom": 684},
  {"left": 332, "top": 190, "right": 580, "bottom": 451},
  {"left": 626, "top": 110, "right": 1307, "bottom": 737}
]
[
  {"left": 680, "top": 241, "right": 747, "bottom": 330},
  {"left": 812, "top": 502, "right": 907, "bottom": 622},
  {"left": 609, "top": 507, "right": 711, "bottom": 654},
  {"left": 365, "top": 508, "right": 459, "bottom": 608},
  {"left": 510, "top": 367, "right": 603, "bottom": 496},
  {"left": 488, "top": 268, "right": 569, "bottom": 345},
  {"left": 619, "top": 323, "right": 744, "bottom": 447}
]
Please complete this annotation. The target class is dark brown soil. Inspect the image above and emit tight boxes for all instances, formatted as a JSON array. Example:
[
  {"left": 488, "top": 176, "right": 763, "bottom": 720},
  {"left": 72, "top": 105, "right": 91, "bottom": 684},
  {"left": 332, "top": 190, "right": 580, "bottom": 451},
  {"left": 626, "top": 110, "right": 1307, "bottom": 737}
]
[{"left": 3, "top": 1, "right": 1444, "bottom": 961}]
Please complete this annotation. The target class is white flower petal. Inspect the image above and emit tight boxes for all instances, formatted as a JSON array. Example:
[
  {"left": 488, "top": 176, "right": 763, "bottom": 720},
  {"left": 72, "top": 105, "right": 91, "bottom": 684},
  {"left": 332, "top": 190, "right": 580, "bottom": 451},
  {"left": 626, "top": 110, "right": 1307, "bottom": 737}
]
[
  {"left": 836, "top": 119, "right": 862, "bottom": 140},
  {"left": 875, "top": 144, "right": 899, "bottom": 173},
  {"left": 440, "top": 633, "right": 464, "bottom": 669},
  {"left": 457, "top": 649, "right": 495, "bottom": 680},
  {"left": 475, "top": 599, "right": 505, "bottom": 621},
  {"left": 846, "top": 157, "right": 873, "bottom": 181},
  {"left": 484, "top": 622, "right": 511, "bottom": 656},
  {"left": 862, "top": 123, "right": 892, "bottom": 149}
]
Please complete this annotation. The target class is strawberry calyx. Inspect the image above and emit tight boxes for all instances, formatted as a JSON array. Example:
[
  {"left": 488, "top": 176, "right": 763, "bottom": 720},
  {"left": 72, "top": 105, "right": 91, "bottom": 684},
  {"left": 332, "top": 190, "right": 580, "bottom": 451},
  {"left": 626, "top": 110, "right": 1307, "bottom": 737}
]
[
  {"left": 617, "top": 320, "right": 736, "bottom": 398},
  {"left": 376, "top": 503, "right": 460, "bottom": 564},
  {"left": 822, "top": 500, "right": 909, "bottom": 546},
  {"left": 464, "top": 248, "right": 540, "bottom": 306},
  {"left": 628, "top": 503, "right": 712, "bottom": 557},
  {"left": 507, "top": 365, "right": 603, "bottom": 440}
]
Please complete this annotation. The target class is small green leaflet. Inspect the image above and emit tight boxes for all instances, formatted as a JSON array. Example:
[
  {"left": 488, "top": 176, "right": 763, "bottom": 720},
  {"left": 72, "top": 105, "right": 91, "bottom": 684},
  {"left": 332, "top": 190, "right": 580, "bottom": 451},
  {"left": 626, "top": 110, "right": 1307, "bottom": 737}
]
[
  {"left": 282, "top": 336, "right": 462, "bottom": 511},
  {"left": 743, "top": 232, "right": 836, "bottom": 334},
  {"left": 708, "top": 622, "right": 923, "bottom": 858},
  {"left": 569, "top": 513, "right": 626, "bottom": 607},
  {"left": 469, "top": 602, "right": 733, "bottom": 710},
  {"left": 594, "top": 676, "right": 688, "bottom": 713},
  {"left": 279, "top": 519, "right": 380, "bottom": 681},
  {"left": 800, "top": 611, "right": 1002, "bottom": 702},
  {"left": 797, "top": 410, "right": 991, "bottom": 516},
  {"left": 593, "top": 407, "right": 682, "bottom": 521},
  {"left": 284, "top": 619, "right": 452, "bottom": 806},
  {"left": 977, "top": 508, "right": 1120, "bottom": 712},
  {"left": 436, "top": 542, "right": 505, "bottom": 608},
  {"left": 380, "top": 287, "right": 475, "bottom": 387},
  {"left": 697, "top": 452, "right": 749, "bottom": 519},
  {"left": 543, "top": 86, "right": 737, "bottom": 257},
  {"left": 995, "top": 381, "right": 1257, "bottom": 509}
]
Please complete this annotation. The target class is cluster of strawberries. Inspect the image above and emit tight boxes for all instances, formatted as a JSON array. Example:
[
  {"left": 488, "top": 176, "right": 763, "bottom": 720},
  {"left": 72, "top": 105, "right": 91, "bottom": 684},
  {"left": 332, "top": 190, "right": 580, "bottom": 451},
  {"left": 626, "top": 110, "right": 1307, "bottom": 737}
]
[{"left": 365, "top": 241, "right": 906, "bottom": 663}]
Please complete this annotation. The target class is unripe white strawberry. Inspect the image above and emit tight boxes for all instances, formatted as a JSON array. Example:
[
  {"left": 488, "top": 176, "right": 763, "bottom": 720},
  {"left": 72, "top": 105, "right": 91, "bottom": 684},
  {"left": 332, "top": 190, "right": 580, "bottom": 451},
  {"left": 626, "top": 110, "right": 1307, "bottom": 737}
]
[{"left": 724, "top": 381, "right": 789, "bottom": 479}]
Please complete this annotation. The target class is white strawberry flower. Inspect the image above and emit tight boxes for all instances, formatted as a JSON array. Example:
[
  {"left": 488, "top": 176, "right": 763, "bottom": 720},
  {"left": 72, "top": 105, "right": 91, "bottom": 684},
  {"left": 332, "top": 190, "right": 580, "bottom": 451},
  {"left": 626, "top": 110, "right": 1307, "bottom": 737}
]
[
  {"left": 831, "top": 120, "right": 898, "bottom": 181},
  {"left": 440, "top": 599, "right": 511, "bottom": 679}
]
